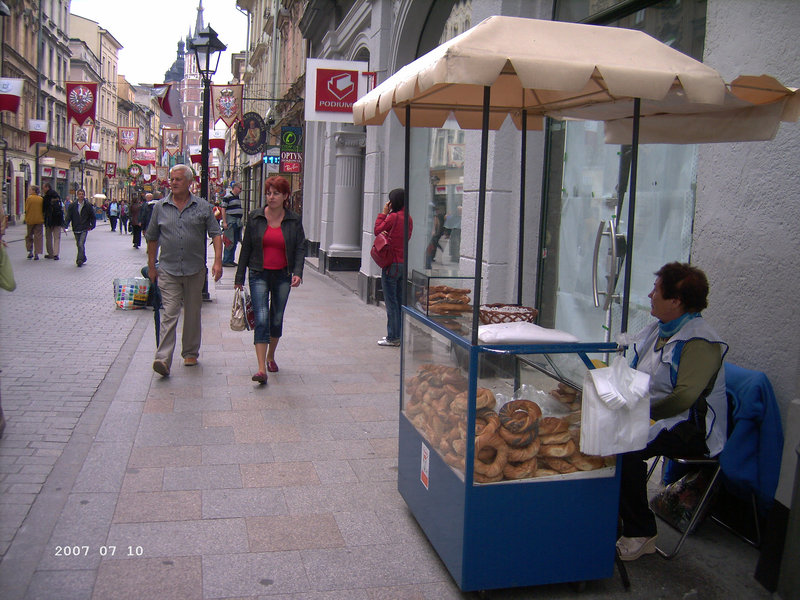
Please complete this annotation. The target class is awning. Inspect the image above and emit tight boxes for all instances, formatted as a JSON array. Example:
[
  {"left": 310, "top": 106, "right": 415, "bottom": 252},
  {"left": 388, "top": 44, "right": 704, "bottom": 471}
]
[{"left": 353, "top": 16, "right": 798, "bottom": 143}]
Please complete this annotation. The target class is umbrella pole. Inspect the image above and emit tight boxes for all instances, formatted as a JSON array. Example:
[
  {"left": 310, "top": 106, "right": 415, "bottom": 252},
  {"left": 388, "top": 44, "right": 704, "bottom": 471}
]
[
  {"left": 517, "top": 110, "right": 527, "bottom": 306},
  {"left": 620, "top": 98, "right": 640, "bottom": 334},
  {"left": 471, "top": 86, "right": 491, "bottom": 345}
]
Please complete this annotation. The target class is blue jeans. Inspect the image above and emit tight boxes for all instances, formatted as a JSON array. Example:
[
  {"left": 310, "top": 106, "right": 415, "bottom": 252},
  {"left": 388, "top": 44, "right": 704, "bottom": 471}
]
[
  {"left": 73, "top": 230, "right": 88, "bottom": 264},
  {"left": 381, "top": 262, "right": 403, "bottom": 341},
  {"left": 249, "top": 269, "right": 291, "bottom": 344},
  {"left": 222, "top": 217, "right": 242, "bottom": 264}
]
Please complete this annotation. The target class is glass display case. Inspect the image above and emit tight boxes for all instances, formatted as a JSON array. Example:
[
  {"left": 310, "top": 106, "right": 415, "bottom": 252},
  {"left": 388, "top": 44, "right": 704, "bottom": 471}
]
[
  {"left": 410, "top": 270, "right": 475, "bottom": 335},
  {"left": 398, "top": 306, "right": 622, "bottom": 591}
]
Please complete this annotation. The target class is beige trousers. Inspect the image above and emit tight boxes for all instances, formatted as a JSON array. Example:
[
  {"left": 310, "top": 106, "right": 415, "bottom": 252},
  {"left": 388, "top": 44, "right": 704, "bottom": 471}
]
[
  {"left": 25, "top": 224, "right": 43, "bottom": 256},
  {"left": 154, "top": 270, "right": 206, "bottom": 368},
  {"left": 45, "top": 226, "right": 62, "bottom": 257}
]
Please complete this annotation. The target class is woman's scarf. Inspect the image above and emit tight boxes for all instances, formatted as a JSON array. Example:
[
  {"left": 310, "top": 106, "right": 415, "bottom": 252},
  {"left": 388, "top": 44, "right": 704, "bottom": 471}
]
[{"left": 658, "top": 311, "right": 700, "bottom": 339}]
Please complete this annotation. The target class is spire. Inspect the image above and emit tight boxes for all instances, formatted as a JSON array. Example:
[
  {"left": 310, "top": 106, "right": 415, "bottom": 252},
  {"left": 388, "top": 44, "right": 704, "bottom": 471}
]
[{"left": 195, "top": 0, "right": 204, "bottom": 36}]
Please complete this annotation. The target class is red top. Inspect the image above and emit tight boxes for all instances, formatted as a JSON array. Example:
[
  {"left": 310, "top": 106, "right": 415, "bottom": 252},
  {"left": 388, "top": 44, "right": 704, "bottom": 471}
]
[
  {"left": 262, "top": 225, "right": 288, "bottom": 269},
  {"left": 374, "top": 209, "right": 413, "bottom": 264}
]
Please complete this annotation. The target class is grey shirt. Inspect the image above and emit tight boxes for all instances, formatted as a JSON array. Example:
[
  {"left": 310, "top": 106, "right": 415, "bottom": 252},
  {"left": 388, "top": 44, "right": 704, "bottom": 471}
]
[{"left": 144, "top": 193, "right": 221, "bottom": 276}]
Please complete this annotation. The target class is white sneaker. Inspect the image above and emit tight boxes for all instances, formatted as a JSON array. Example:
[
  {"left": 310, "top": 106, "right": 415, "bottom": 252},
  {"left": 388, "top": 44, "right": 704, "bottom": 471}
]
[
  {"left": 616, "top": 535, "right": 657, "bottom": 561},
  {"left": 377, "top": 337, "right": 400, "bottom": 347}
]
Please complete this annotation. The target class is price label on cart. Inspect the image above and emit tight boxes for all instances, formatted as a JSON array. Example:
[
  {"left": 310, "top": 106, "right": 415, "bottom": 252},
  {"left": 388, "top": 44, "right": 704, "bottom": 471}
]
[{"left": 420, "top": 443, "right": 430, "bottom": 489}]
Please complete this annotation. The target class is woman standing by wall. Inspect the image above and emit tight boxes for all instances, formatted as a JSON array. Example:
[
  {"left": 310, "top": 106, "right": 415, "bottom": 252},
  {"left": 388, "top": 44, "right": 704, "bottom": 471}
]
[{"left": 234, "top": 176, "right": 306, "bottom": 384}]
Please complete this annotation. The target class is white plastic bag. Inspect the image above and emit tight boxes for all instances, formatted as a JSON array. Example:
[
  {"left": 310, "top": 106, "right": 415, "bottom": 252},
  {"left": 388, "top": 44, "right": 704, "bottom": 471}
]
[{"left": 580, "top": 355, "right": 651, "bottom": 456}]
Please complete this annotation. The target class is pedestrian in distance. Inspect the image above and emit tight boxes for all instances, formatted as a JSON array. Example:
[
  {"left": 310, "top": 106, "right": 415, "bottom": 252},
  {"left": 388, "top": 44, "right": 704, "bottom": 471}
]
[
  {"left": 64, "top": 189, "right": 97, "bottom": 267},
  {"left": 129, "top": 195, "right": 143, "bottom": 249},
  {"left": 107, "top": 198, "right": 119, "bottom": 232},
  {"left": 139, "top": 192, "right": 157, "bottom": 234},
  {"left": 42, "top": 182, "right": 65, "bottom": 260},
  {"left": 220, "top": 182, "right": 244, "bottom": 267},
  {"left": 24, "top": 185, "right": 45, "bottom": 260},
  {"left": 374, "top": 188, "right": 413, "bottom": 347},
  {"left": 119, "top": 200, "right": 129, "bottom": 234},
  {"left": 146, "top": 164, "right": 223, "bottom": 377},
  {"left": 234, "top": 175, "right": 306, "bottom": 384}
]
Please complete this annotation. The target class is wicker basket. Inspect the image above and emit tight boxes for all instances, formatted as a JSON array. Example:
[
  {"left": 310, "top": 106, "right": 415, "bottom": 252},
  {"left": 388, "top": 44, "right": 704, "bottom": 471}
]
[{"left": 478, "top": 303, "right": 538, "bottom": 325}]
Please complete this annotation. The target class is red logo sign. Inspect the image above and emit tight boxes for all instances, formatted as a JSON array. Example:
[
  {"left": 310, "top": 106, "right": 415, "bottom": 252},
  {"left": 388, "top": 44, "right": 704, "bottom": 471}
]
[{"left": 315, "top": 69, "right": 358, "bottom": 113}]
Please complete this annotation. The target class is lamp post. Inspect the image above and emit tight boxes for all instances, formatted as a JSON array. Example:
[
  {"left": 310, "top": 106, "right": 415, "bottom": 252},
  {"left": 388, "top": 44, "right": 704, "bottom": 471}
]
[
  {"left": 191, "top": 25, "right": 226, "bottom": 201},
  {"left": 79, "top": 158, "right": 86, "bottom": 191}
]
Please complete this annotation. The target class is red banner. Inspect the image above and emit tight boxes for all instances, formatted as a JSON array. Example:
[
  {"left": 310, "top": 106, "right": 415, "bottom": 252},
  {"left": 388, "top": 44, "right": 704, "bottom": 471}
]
[
  {"left": 0, "top": 78, "right": 24, "bottom": 114},
  {"left": 209, "top": 129, "right": 226, "bottom": 152},
  {"left": 84, "top": 143, "right": 100, "bottom": 161},
  {"left": 118, "top": 127, "right": 139, "bottom": 153},
  {"left": 72, "top": 124, "right": 93, "bottom": 150},
  {"left": 105, "top": 162, "right": 117, "bottom": 178},
  {"left": 162, "top": 128, "right": 183, "bottom": 156},
  {"left": 131, "top": 148, "right": 157, "bottom": 166},
  {"left": 211, "top": 84, "right": 243, "bottom": 127},
  {"left": 152, "top": 83, "right": 174, "bottom": 117},
  {"left": 66, "top": 82, "right": 98, "bottom": 126}
]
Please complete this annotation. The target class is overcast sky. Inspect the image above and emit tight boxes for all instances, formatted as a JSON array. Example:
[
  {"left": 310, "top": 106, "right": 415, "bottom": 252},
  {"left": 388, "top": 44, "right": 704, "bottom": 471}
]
[{"left": 70, "top": 0, "right": 248, "bottom": 86}]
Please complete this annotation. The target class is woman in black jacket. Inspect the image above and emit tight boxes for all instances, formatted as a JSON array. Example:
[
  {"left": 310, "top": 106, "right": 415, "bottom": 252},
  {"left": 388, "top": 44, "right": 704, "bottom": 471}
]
[{"left": 234, "top": 176, "right": 306, "bottom": 384}]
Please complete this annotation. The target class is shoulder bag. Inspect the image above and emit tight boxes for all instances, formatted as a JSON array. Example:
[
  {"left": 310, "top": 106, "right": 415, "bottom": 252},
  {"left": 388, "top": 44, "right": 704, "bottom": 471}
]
[{"left": 371, "top": 231, "right": 393, "bottom": 268}]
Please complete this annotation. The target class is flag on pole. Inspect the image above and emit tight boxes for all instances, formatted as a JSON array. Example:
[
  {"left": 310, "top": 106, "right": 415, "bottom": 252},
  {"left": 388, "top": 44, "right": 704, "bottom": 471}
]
[
  {"left": 209, "top": 129, "right": 226, "bottom": 152},
  {"left": 189, "top": 144, "right": 202, "bottom": 164},
  {"left": 66, "top": 82, "right": 98, "bottom": 125},
  {"left": 0, "top": 78, "right": 24, "bottom": 114},
  {"left": 84, "top": 143, "right": 100, "bottom": 161},
  {"left": 28, "top": 120, "right": 48, "bottom": 146},
  {"left": 152, "top": 84, "right": 174, "bottom": 117}
]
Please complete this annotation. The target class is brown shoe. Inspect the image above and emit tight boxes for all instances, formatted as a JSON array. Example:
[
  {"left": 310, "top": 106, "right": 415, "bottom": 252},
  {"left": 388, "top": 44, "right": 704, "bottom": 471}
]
[
  {"left": 152, "top": 360, "right": 170, "bottom": 377},
  {"left": 184, "top": 357, "right": 198, "bottom": 367}
]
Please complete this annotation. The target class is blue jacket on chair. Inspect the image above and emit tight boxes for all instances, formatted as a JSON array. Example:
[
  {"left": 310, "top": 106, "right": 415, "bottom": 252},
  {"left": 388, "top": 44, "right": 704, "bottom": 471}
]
[{"left": 719, "top": 362, "right": 784, "bottom": 511}]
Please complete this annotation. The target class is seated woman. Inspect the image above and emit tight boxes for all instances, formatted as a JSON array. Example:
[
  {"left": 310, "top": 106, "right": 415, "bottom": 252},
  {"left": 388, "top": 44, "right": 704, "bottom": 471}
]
[{"left": 617, "top": 262, "right": 728, "bottom": 560}]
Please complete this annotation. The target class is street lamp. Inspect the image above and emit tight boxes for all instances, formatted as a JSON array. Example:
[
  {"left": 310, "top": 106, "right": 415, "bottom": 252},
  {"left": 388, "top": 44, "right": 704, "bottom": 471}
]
[
  {"left": 79, "top": 157, "right": 86, "bottom": 191},
  {"left": 191, "top": 25, "right": 226, "bottom": 201}
]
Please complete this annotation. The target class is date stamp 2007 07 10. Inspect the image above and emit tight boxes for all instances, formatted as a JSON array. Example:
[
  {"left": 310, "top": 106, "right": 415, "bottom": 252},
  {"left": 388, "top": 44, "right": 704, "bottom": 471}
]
[{"left": 53, "top": 545, "right": 144, "bottom": 557}]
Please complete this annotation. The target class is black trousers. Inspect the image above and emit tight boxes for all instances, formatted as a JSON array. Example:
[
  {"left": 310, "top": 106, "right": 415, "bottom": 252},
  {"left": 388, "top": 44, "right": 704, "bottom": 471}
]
[
  {"left": 131, "top": 225, "right": 142, "bottom": 248},
  {"left": 619, "top": 421, "right": 708, "bottom": 537}
]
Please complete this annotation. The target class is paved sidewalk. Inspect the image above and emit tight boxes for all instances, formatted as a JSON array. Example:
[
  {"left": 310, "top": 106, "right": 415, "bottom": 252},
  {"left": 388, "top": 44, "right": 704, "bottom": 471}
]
[{"left": 0, "top": 222, "right": 772, "bottom": 599}]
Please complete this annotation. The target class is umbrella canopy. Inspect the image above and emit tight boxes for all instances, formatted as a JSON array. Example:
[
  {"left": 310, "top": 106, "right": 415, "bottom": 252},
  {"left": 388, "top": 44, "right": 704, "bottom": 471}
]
[{"left": 353, "top": 16, "right": 798, "bottom": 143}]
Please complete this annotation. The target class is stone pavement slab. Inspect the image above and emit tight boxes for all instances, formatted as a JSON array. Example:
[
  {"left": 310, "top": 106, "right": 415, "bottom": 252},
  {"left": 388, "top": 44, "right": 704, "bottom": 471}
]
[{"left": 0, "top": 220, "right": 774, "bottom": 599}]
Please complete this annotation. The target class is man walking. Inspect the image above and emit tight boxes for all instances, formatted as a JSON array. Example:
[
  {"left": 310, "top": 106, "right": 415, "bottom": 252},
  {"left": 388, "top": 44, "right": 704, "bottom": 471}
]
[
  {"left": 65, "top": 189, "right": 96, "bottom": 267},
  {"left": 24, "top": 185, "right": 45, "bottom": 260},
  {"left": 146, "top": 164, "right": 222, "bottom": 377},
  {"left": 42, "top": 182, "right": 65, "bottom": 260},
  {"left": 220, "top": 182, "right": 244, "bottom": 267}
]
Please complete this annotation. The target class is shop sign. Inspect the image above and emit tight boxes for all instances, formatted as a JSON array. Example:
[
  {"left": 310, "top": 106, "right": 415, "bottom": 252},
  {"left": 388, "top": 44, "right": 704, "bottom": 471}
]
[
  {"left": 42, "top": 166, "right": 53, "bottom": 177},
  {"left": 237, "top": 112, "right": 267, "bottom": 155},
  {"left": 280, "top": 127, "right": 303, "bottom": 174},
  {"left": 263, "top": 145, "right": 280, "bottom": 174},
  {"left": 56, "top": 169, "right": 67, "bottom": 179},
  {"left": 305, "top": 58, "right": 369, "bottom": 123},
  {"left": 280, "top": 152, "right": 302, "bottom": 173}
]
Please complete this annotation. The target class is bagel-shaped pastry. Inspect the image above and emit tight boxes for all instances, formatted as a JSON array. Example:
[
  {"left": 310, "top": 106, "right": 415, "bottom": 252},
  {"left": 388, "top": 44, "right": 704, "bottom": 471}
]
[
  {"left": 539, "top": 456, "right": 578, "bottom": 474},
  {"left": 473, "top": 433, "right": 508, "bottom": 478},
  {"left": 507, "top": 437, "right": 541, "bottom": 462},
  {"left": 497, "top": 426, "right": 537, "bottom": 448},
  {"left": 568, "top": 452, "right": 607, "bottom": 471},
  {"left": 503, "top": 456, "right": 538, "bottom": 480},
  {"left": 474, "top": 471, "right": 504, "bottom": 484},
  {"left": 538, "top": 416, "right": 569, "bottom": 435},
  {"left": 538, "top": 430, "right": 572, "bottom": 445},
  {"left": 498, "top": 400, "right": 542, "bottom": 433},
  {"left": 450, "top": 388, "right": 497, "bottom": 414},
  {"left": 533, "top": 468, "right": 560, "bottom": 477},
  {"left": 475, "top": 408, "right": 500, "bottom": 439},
  {"left": 538, "top": 439, "right": 576, "bottom": 458}
]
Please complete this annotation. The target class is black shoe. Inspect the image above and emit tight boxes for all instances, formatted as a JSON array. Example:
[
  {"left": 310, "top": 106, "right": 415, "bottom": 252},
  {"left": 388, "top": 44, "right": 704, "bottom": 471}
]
[
  {"left": 53, "top": 256, "right": 59, "bottom": 260},
  {"left": 27, "top": 253, "right": 33, "bottom": 259}
]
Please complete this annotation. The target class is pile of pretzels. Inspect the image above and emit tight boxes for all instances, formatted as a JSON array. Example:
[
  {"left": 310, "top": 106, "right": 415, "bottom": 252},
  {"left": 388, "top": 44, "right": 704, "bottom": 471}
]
[
  {"left": 404, "top": 363, "right": 610, "bottom": 483},
  {"left": 417, "top": 285, "right": 472, "bottom": 316}
]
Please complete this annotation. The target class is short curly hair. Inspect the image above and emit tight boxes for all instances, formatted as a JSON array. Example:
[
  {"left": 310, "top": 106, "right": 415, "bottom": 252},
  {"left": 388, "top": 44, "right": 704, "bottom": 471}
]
[
  {"left": 655, "top": 262, "right": 709, "bottom": 313},
  {"left": 264, "top": 176, "right": 290, "bottom": 196}
]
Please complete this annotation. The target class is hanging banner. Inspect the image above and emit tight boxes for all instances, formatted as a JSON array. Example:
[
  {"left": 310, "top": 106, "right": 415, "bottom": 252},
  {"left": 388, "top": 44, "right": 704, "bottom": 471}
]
[
  {"left": 156, "top": 166, "right": 168, "bottom": 182},
  {"left": 132, "top": 148, "right": 157, "bottom": 166},
  {"left": 305, "top": 59, "right": 369, "bottom": 123},
  {"left": 85, "top": 143, "right": 100, "bottom": 161},
  {"left": 66, "top": 82, "right": 98, "bottom": 126},
  {"left": 211, "top": 84, "right": 243, "bottom": 127},
  {"left": 0, "top": 78, "right": 24, "bottom": 114},
  {"left": 209, "top": 129, "right": 226, "bottom": 152},
  {"left": 162, "top": 128, "right": 183, "bottom": 156},
  {"left": 280, "top": 126, "right": 303, "bottom": 173},
  {"left": 105, "top": 162, "right": 117, "bottom": 178},
  {"left": 152, "top": 83, "right": 174, "bottom": 117},
  {"left": 28, "top": 119, "right": 48, "bottom": 146},
  {"left": 72, "top": 123, "right": 93, "bottom": 150},
  {"left": 236, "top": 112, "right": 266, "bottom": 155},
  {"left": 118, "top": 127, "right": 139, "bottom": 153},
  {"left": 189, "top": 144, "right": 202, "bottom": 164},
  {"left": 128, "top": 164, "right": 143, "bottom": 179}
]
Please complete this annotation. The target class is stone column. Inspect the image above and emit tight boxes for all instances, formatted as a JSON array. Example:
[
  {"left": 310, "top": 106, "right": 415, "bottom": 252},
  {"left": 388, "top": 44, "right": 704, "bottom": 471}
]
[{"left": 328, "top": 130, "right": 365, "bottom": 255}]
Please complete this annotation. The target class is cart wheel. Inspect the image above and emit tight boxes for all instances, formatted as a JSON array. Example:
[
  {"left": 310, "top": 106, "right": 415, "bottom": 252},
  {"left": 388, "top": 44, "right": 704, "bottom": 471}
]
[{"left": 569, "top": 581, "right": 587, "bottom": 592}]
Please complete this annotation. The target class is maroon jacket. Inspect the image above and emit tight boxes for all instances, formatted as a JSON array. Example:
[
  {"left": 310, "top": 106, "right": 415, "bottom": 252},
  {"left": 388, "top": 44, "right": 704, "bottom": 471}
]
[{"left": 374, "top": 209, "right": 413, "bottom": 264}]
